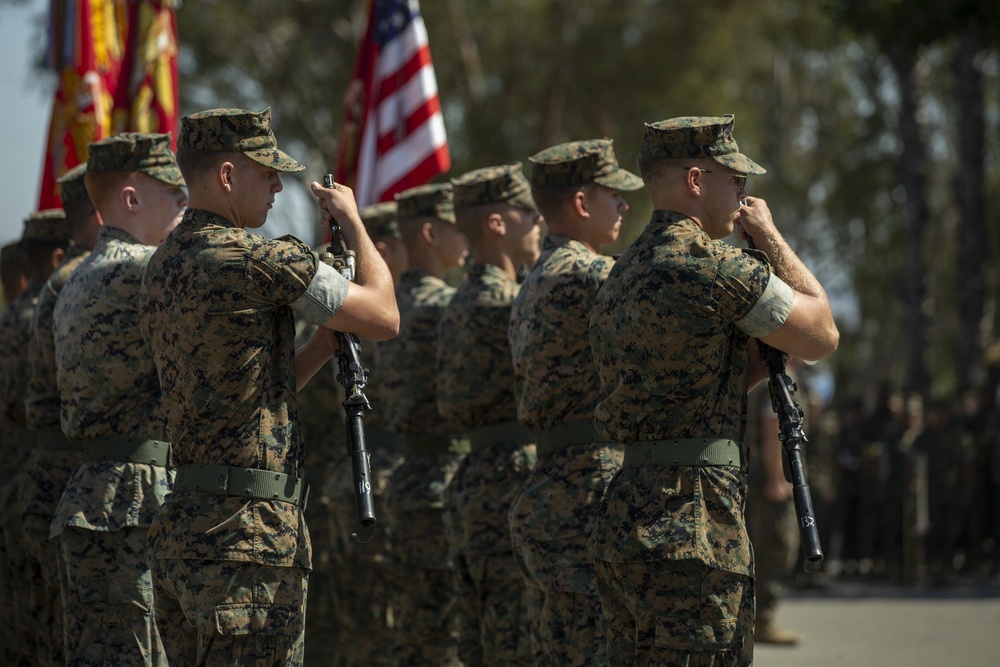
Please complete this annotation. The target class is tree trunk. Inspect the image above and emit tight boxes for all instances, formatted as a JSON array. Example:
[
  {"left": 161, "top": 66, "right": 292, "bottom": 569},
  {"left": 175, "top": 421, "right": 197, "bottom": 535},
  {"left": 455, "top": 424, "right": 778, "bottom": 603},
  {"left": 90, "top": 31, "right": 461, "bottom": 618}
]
[
  {"left": 889, "top": 47, "right": 931, "bottom": 399},
  {"left": 952, "top": 30, "right": 987, "bottom": 392}
]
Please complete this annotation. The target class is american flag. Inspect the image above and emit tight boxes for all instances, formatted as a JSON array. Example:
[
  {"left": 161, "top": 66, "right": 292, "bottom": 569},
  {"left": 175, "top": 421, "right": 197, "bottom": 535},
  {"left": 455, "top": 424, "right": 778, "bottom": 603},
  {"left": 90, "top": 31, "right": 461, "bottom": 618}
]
[{"left": 335, "top": 0, "right": 450, "bottom": 207}]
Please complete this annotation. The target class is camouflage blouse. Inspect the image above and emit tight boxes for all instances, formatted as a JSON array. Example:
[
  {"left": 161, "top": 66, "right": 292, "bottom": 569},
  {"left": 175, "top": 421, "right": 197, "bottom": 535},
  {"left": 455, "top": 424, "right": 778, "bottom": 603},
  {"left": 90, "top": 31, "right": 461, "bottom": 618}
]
[
  {"left": 20, "top": 246, "right": 89, "bottom": 518},
  {"left": 509, "top": 235, "right": 614, "bottom": 431},
  {"left": 0, "top": 282, "right": 44, "bottom": 464},
  {"left": 26, "top": 244, "right": 89, "bottom": 431},
  {"left": 437, "top": 262, "right": 521, "bottom": 429},
  {"left": 382, "top": 271, "right": 456, "bottom": 436},
  {"left": 587, "top": 210, "right": 772, "bottom": 574},
  {"left": 139, "top": 208, "right": 343, "bottom": 568},
  {"left": 51, "top": 226, "right": 172, "bottom": 533}
]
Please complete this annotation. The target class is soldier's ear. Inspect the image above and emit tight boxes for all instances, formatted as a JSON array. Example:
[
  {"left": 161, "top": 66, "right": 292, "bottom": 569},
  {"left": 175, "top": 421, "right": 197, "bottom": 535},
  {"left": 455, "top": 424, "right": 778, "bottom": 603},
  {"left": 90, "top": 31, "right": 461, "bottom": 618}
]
[
  {"left": 421, "top": 221, "right": 435, "bottom": 245},
  {"left": 573, "top": 190, "right": 589, "bottom": 219},
  {"left": 49, "top": 247, "right": 66, "bottom": 272},
  {"left": 486, "top": 213, "right": 505, "bottom": 237},
  {"left": 219, "top": 162, "right": 236, "bottom": 192}
]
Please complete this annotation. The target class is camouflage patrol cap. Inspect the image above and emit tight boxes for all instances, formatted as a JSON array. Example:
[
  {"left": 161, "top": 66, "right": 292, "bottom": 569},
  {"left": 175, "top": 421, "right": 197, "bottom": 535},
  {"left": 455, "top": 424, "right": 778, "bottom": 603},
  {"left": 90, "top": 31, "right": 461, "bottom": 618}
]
[
  {"left": 529, "top": 138, "right": 643, "bottom": 191},
  {"left": 57, "top": 163, "right": 90, "bottom": 205},
  {"left": 452, "top": 163, "right": 537, "bottom": 211},
  {"left": 639, "top": 114, "right": 765, "bottom": 175},
  {"left": 360, "top": 201, "right": 401, "bottom": 239},
  {"left": 87, "top": 132, "right": 186, "bottom": 186},
  {"left": 179, "top": 107, "right": 305, "bottom": 173},
  {"left": 395, "top": 183, "right": 456, "bottom": 224},
  {"left": 22, "top": 209, "right": 72, "bottom": 243}
]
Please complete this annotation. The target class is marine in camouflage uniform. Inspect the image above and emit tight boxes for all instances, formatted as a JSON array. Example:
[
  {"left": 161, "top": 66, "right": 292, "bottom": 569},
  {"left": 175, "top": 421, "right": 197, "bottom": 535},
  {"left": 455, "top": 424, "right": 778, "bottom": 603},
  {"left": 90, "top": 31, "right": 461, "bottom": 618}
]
[
  {"left": 438, "top": 164, "right": 541, "bottom": 666},
  {"left": 138, "top": 108, "right": 397, "bottom": 667},
  {"left": 507, "top": 139, "right": 642, "bottom": 667},
  {"left": 0, "top": 211, "right": 72, "bottom": 665},
  {"left": 379, "top": 184, "right": 469, "bottom": 667},
  {"left": 51, "top": 134, "right": 187, "bottom": 667},
  {"left": 318, "top": 201, "right": 408, "bottom": 667},
  {"left": 587, "top": 115, "right": 838, "bottom": 666},
  {"left": 21, "top": 164, "right": 102, "bottom": 667}
]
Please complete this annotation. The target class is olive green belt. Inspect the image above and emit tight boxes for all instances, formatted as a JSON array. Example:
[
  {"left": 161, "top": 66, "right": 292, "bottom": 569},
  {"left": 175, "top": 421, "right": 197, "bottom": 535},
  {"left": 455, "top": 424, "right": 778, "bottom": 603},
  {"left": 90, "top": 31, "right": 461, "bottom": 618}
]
[
  {"left": 468, "top": 420, "right": 534, "bottom": 452},
  {"left": 623, "top": 438, "right": 746, "bottom": 471},
  {"left": 35, "top": 427, "right": 80, "bottom": 452},
  {"left": 173, "top": 464, "right": 309, "bottom": 509},
  {"left": 535, "top": 419, "right": 604, "bottom": 457},
  {"left": 81, "top": 436, "right": 173, "bottom": 467},
  {"left": 404, "top": 433, "right": 471, "bottom": 457}
]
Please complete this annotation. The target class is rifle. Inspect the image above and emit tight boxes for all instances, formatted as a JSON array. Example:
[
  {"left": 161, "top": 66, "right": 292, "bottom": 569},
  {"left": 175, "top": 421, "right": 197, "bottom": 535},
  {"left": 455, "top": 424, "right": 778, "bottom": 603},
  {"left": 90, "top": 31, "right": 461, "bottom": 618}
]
[
  {"left": 745, "top": 232, "right": 824, "bottom": 573},
  {"left": 319, "top": 174, "right": 376, "bottom": 543}
]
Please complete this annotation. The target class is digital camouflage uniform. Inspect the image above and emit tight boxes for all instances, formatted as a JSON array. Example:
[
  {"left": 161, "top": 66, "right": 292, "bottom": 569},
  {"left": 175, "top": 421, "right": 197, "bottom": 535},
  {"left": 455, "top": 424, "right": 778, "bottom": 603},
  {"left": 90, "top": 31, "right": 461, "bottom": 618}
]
[
  {"left": 380, "top": 185, "right": 465, "bottom": 667},
  {"left": 438, "top": 166, "right": 539, "bottom": 666},
  {"left": 138, "top": 108, "right": 344, "bottom": 667},
  {"left": 22, "top": 165, "right": 91, "bottom": 667},
  {"left": 0, "top": 210, "right": 71, "bottom": 665},
  {"left": 588, "top": 117, "right": 791, "bottom": 666},
  {"left": 52, "top": 133, "right": 184, "bottom": 667},
  {"left": 507, "top": 139, "right": 642, "bottom": 667},
  {"left": 318, "top": 202, "right": 405, "bottom": 667}
]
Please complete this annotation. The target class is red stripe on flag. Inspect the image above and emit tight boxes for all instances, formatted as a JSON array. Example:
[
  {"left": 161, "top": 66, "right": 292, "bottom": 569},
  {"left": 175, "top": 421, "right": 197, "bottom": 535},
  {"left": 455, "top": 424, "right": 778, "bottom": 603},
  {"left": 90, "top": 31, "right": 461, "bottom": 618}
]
[
  {"left": 374, "top": 44, "right": 432, "bottom": 103},
  {"left": 378, "top": 144, "right": 452, "bottom": 203},
  {"left": 375, "top": 94, "right": 441, "bottom": 156}
]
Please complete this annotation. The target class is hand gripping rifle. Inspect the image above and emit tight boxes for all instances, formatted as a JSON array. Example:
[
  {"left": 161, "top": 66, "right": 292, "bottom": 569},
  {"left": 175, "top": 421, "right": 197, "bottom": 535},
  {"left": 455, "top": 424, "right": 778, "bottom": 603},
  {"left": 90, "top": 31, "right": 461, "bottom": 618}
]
[
  {"left": 745, "top": 232, "right": 824, "bottom": 573},
  {"left": 319, "top": 174, "right": 376, "bottom": 543}
]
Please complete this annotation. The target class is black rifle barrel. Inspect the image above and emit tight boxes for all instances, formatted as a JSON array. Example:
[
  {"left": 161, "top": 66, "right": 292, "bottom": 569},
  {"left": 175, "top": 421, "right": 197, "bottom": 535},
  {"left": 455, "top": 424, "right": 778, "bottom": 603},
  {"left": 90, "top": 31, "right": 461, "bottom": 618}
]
[
  {"left": 322, "top": 174, "right": 376, "bottom": 542},
  {"left": 760, "top": 344, "right": 824, "bottom": 573},
  {"left": 745, "top": 230, "right": 823, "bottom": 572}
]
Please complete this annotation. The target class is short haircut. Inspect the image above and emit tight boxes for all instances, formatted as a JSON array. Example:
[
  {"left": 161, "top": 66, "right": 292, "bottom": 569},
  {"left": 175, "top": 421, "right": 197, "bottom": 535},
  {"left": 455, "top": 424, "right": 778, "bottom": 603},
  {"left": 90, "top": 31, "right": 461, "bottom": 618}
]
[
  {"left": 84, "top": 170, "right": 137, "bottom": 210},
  {"left": 21, "top": 238, "right": 70, "bottom": 279},
  {"left": 63, "top": 199, "right": 96, "bottom": 230},
  {"left": 1, "top": 246, "right": 24, "bottom": 296},
  {"left": 454, "top": 203, "right": 515, "bottom": 245},
  {"left": 530, "top": 182, "right": 593, "bottom": 220},
  {"left": 398, "top": 216, "right": 435, "bottom": 246},
  {"left": 176, "top": 146, "right": 238, "bottom": 184},
  {"left": 637, "top": 156, "right": 715, "bottom": 183}
]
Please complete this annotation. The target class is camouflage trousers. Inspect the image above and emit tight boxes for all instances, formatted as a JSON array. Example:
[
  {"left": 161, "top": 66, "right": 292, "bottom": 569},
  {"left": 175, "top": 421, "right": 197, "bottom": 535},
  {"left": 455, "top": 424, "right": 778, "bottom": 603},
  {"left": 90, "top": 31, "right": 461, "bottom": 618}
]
[
  {"left": 385, "top": 508, "right": 461, "bottom": 667},
  {"left": 444, "top": 440, "right": 536, "bottom": 666},
  {"left": 509, "top": 441, "right": 624, "bottom": 666},
  {"left": 23, "top": 513, "right": 65, "bottom": 666},
  {"left": 452, "top": 551, "right": 535, "bottom": 666},
  {"left": 594, "top": 559, "right": 754, "bottom": 667},
  {"left": 151, "top": 558, "right": 306, "bottom": 667},
  {"left": 322, "top": 494, "right": 396, "bottom": 667},
  {"left": 513, "top": 535, "right": 607, "bottom": 667},
  {"left": 745, "top": 490, "right": 798, "bottom": 618},
  {"left": 58, "top": 526, "right": 167, "bottom": 667},
  {"left": 0, "top": 479, "right": 37, "bottom": 665}
]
